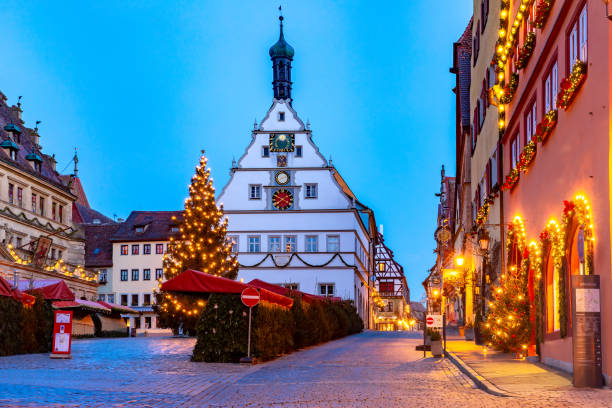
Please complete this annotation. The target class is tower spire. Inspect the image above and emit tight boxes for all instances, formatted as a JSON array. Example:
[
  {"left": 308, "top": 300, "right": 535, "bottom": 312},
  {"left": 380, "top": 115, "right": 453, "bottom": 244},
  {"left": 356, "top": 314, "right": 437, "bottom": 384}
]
[
  {"left": 269, "top": 7, "right": 294, "bottom": 102},
  {"left": 73, "top": 147, "right": 79, "bottom": 177}
]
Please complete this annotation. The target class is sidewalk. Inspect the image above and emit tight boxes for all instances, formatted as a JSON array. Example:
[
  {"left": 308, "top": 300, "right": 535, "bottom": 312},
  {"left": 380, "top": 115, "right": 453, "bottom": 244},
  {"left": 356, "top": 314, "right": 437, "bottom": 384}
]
[{"left": 444, "top": 338, "right": 574, "bottom": 397}]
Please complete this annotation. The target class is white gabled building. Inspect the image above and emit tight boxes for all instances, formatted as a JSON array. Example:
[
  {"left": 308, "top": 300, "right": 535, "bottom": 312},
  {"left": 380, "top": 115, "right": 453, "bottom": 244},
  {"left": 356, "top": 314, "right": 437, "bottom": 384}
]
[{"left": 218, "top": 16, "right": 378, "bottom": 326}]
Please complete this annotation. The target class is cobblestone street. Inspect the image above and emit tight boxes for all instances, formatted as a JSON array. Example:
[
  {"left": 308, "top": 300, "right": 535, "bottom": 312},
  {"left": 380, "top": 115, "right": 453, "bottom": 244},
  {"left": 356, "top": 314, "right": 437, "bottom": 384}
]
[{"left": 0, "top": 331, "right": 611, "bottom": 407}]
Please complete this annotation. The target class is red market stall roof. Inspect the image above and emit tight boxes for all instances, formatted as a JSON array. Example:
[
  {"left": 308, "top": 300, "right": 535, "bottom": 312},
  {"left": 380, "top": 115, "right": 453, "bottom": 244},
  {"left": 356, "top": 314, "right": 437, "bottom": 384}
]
[
  {"left": 18, "top": 280, "right": 75, "bottom": 301},
  {"left": 53, "top": 299, "right": 112, "bottom": 314},
  {"left": 248, "top": 279, "right": 342, "bottom": 303},
  {"left": 97, "top": 301, "right": 137, "bottom": 314},
  {"left": 247, "top": 279, "right": 325, "bottom": 304},
  {"left": 161, "top": 269, "right": 293, "bottom": 309},
  {"left": 0, "top": 276, "right": 12, "bottom": 297},
  {"left": 0, "top": 276, "right": 35, "bottom": 305}
]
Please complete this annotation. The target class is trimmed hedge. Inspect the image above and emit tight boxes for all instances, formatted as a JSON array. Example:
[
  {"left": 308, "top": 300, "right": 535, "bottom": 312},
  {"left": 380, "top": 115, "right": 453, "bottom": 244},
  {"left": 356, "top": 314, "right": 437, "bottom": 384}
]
[
  {"left": 0, "top": 294, "right": 53, "bottom": 356},
  {"left": 192, "top": 293, "right": 363, "bottom": 363}
]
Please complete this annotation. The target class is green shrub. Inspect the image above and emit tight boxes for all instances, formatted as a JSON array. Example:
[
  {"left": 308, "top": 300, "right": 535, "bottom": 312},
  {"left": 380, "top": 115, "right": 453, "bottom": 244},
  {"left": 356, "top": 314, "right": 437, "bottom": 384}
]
[
  {"left": 192, "top": 293, "right": 364, "bottom": 363},
  {"left": 0, "top": 295, "right": 53, "bottom": 356},
  {"left": 192, "top": 294, "right": 248, "bottom": 363}
]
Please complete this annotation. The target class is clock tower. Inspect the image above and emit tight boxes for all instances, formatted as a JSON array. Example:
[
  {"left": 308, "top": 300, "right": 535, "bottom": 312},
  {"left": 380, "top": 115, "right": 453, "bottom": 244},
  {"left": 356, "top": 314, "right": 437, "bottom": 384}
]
[{"left": 218, "top": 15, "right": 379, "bottom": 327}]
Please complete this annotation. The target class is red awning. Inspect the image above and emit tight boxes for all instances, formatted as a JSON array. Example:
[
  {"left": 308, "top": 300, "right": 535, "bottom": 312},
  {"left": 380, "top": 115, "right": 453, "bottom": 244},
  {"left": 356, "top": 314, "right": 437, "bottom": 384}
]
[
  {"left": 161, "top": 269, "right": 293, "bottom": 309},
  {"left": 53, "top": 299, "right": 112, "bottom": 314},
  {"left": 0, "top": 276, "right": 13, "bottom": 297},
  {"left": 0, "top": 276, "right": 36, "bottom": 305},
  {"left": 247, "top": 279, "right": 327, "bottom": 304},
  {"left": 22, "top": 280, "right": 75, "bottom": 301},
  {"left": 97, "top": 301, "right": 137, "bottom": 314}
]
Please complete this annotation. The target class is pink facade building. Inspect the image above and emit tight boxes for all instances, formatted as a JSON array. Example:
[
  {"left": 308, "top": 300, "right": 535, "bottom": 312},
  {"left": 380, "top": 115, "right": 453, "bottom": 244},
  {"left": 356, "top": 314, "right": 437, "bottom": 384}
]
[{"left": 497, "top": 0, "right": 611, "bottom": 383}]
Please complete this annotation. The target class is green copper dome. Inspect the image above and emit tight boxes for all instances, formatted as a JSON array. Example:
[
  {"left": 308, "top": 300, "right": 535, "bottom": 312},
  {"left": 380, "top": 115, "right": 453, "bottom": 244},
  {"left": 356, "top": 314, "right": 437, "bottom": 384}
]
[
  {"left": 0, "top": 139, "right": 19, "bottom": 151},
  {"left": 3, "top": 124, "right": 21, "bottom": 134},
  {"left": 269, "top": 18, "right": 294, "bottom": 59}
]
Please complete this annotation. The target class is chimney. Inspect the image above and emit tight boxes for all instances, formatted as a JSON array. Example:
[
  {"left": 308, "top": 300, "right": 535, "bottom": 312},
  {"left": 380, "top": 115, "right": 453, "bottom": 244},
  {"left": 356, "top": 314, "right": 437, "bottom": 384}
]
[
  {"left": 11, "top": 105, "right": 23, "bottom": 124},
  {"left": 32, "top": 129, "right": 40, "bottom": 149},
  {"left": 49, "top": 154, "right": 57, "bottom": 171}
]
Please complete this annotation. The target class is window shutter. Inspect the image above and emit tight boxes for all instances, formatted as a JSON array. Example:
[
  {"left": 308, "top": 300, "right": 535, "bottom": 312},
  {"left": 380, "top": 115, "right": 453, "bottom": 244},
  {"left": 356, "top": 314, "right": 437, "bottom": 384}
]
[{"left": 545, "top": 76, "right": 551, "bottom": 113}]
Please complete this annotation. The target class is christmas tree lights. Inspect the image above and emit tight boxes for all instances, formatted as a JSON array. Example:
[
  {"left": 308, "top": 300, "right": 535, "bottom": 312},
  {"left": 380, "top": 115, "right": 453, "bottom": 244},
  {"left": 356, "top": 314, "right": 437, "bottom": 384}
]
[{"left": 154, "top": 151, "right": 239, "bottom": 334}]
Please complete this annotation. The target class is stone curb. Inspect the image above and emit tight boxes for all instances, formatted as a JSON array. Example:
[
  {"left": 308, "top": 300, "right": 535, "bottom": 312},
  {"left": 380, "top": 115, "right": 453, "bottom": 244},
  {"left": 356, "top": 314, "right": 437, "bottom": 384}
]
[{"left": 444, "top": 348, "right": 514, "bottom": 398}]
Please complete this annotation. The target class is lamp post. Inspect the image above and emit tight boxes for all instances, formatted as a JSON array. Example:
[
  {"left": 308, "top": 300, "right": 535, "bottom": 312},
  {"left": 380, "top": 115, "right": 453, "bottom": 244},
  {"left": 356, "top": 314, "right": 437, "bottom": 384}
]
[{"left": 477, "top": 229, "right": 490, "bottom": 317}]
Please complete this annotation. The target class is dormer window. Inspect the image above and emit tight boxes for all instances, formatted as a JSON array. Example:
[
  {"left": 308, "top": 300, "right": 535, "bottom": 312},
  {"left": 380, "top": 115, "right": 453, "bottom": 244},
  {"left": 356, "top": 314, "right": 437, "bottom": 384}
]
[
  {"left": 278, "top": 112, "right": 285, "bottom": 121},
  {"left": 171, "top": 226, "right": 179, "bottom": 233},
  {"left": 25, "top": 153, "right": 43, "bottom": 172},
  {"left": 134, "top": 223, "right": 149, "bottom": 233},
  {"left": 1, "top": 138, "right": 19, "bottom": 160}
]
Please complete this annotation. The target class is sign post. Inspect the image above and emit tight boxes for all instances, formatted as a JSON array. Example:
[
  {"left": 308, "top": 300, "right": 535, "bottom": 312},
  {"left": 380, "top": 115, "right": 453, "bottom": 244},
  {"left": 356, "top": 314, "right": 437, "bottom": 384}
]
[
  {"left": 572, "top": 275, "right": 603, "bottom": 387},
  {"left": 240, "top": 287, "right": 260, "bottom": 364},
  {"left": 426, "top": 314, "right": 443, "bottom": 328},
  {"left": 50, "top": 310, "right": 73, "bottom": 359}
]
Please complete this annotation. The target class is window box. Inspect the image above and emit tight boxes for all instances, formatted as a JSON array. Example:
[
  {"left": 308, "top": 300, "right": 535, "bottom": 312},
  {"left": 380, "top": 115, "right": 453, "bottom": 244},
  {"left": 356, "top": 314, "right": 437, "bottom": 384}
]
[
  {"left": 534, "top": 0, "right": 554, "bottom": 28},
  {"left": 517, "top": 140, "right": 537, "bottom": 173},
  {"left": 500, "top": 73, "right": 519, "bottom": 104},
  {"left": 556, "top": 61, "right": 586, "bottom": 111},
  {"left": 501, "top": 168, "right": 520, "bottom": 191},
  {"left": 535, "top": 110, "right": 558, "bottom": 142},
  {"left": 516, "top": 32, "right": 536, "bottom": 70}
]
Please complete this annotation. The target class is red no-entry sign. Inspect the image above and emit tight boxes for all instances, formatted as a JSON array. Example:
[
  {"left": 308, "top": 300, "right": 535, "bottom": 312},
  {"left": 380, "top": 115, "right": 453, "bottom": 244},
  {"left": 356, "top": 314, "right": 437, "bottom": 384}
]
[
  {"left": 241, "top": 287, "right": 260, "bottom": 308},
  {"left": 427, "top": 316, "right": 434, "bottom": 326}
]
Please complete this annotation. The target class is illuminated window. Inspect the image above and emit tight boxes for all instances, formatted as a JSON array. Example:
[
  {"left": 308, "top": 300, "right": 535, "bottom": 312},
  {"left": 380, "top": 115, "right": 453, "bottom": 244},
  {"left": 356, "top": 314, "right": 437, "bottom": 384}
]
[
  {"left": 155, "top": 243, "right": 164, "bottom": 254},
  {"left": 284, "top": 235, "right": 296, "bottom": 252},
  {"left": 568, "top": 5, "right": 587, "bottom": 69},
  {"left": 545, "top": 252, "right": 559, "bottom": 333},
  {"left": 120, "top": 245, "right": 128, "bottom": 255}
]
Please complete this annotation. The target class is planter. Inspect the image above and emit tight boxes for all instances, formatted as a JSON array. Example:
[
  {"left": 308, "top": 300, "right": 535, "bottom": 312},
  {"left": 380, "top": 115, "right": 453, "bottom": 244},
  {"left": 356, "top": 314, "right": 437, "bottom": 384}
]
[
  {"left": 458, "top": 326, "right": 465, "bottom": 337},
  {"left": 431, "top": 340, "right": 443, "bottom": 357},
  {"left": 464, "top": 328, "right": 474, "bottom": 341}
]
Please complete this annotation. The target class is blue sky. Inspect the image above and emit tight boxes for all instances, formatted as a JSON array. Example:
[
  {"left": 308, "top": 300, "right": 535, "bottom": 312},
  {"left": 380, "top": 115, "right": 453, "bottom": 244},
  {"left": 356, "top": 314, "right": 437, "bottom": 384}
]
[{"left": 0, "top": 1, "right": 472, "bottom": 300}]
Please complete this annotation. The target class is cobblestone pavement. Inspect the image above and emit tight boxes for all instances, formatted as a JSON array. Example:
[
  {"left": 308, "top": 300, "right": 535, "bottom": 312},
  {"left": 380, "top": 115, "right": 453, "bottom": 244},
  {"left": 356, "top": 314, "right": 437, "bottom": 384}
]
[{"left": 0, "top": 331, "right": 610, "bottom": 407}]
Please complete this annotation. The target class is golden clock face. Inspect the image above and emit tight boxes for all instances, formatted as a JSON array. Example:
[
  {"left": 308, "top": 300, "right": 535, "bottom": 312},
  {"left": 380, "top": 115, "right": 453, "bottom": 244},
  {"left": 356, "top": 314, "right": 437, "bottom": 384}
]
[
  {"left": 272, "top": 189, "right": 293, "bottom": 210},
  {"left": 269, "top": 133, "right": 295, "bottom": 152},
  {"left": 275, "top": 171, "right": 289, "bottom": 185}
]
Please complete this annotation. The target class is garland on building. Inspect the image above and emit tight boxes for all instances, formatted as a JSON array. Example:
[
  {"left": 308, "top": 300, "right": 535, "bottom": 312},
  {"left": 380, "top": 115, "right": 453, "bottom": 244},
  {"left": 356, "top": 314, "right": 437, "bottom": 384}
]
[
  {"left": 539, "top": 219, "right": 566, "bottom": 337},
  {"left": 528, "top": 241, "right": 543, "bottom": 353},
  {"left": 557, "top": 61, "right": 587, "bottom": 110},
  {"left": 535, "top": 110, "right": 558, "bottom": 142},
  {"left": 500, "top": 73, "right": 520, "bottom": 105},
  {"left": 482, "top": 216, "right": 531, "bottom": 354},
  {"left": 516, "top": 32, "right": 536, "bottom": 69},
  {"left": 154, "top": 151, "right": 239, "bottom": 335},
  {"left": 474, "top": 196, "right": 495, "bottom": 229},
  {"left": 534, "top": 0, "right": 555, "bottom": 28},
  {"left": 494, "top": 0, "right": 536, "bottom": 136},
  {"left": 501, "top": 168, "right": 520, "bottom": 191},
  {"left": 517, "top": 140, "right": 537, "bottom": 172},
  {"left": 562, "top": 195, "right": 595, "bottom": 275}
]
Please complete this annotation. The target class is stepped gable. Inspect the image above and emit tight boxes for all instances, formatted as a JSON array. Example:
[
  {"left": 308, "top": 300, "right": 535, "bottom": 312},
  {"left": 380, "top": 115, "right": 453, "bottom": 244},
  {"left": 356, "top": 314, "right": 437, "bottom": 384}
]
[{"left": 110, "top": 211, "right": 184, "bottom": 242}]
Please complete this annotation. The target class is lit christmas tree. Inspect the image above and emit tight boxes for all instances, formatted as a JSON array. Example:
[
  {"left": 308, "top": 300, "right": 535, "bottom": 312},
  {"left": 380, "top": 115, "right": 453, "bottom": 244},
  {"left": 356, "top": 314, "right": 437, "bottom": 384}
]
[
  {"left": 154, "top": 151, "right": 239, "bottom": 334},
  {"left": 482, "top": 218, "right": 531, "bottom": 355}
]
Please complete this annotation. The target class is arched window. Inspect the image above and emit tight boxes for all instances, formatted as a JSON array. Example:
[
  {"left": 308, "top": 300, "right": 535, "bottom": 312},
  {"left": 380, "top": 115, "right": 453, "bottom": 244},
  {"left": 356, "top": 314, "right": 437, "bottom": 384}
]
[{"left": 545, "top": 250, "right": 559, "bottom": 333}]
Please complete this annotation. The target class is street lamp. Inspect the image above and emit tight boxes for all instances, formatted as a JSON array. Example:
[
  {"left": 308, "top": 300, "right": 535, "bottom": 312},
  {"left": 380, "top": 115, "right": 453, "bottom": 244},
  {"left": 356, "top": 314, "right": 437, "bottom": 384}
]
[
  {"left": 455, "top": 256, "right": 464, "bottom": 266},
  {"left": 478, "top": 229, "right": 490, "bottom": 252}
]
